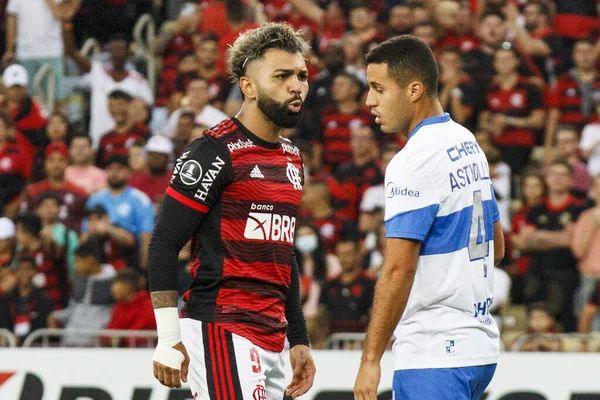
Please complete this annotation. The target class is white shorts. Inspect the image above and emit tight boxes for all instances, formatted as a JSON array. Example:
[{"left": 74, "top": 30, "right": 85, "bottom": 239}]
[{"left": 180, "top": 318, "right": 286, "bottom": 400}]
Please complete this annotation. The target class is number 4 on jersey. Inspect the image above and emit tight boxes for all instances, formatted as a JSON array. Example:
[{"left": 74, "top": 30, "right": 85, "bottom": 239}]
[{"left": 468, "top": 191, "right": 488, "bottom": 263}]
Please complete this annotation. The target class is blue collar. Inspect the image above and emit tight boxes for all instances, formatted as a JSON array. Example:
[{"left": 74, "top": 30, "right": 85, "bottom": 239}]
[{"left": 408, "top": 113, "right": 451, "bottom": 140}]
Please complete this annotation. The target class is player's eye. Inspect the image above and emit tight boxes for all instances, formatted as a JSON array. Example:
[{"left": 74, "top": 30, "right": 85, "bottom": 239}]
[
  {"left": 299, "top": 73, "right": 308, "bottom": 81},
  {"left": 275, "top": 74, "right": 287, "bottom": 80}
]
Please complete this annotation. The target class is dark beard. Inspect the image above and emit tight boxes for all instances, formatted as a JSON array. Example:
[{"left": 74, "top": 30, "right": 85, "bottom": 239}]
[
  {"left": 108, "top": 179, "right": 127, "bottom": 190},
  {"left": 257, "top": 91, "right": 304, "bottom": 129}
]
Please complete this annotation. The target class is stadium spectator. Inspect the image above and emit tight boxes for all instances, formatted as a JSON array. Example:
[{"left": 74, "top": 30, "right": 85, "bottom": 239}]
[
  {"left": 162, "top": 77, "right": 227, "bottom": 139},
  {"left": 341, "top": 32, "right": 366, "bottom": 82},
  {"left": 48, "top": 240, "right": 116, "bottom": 346},
  {"left": 96, "top": 90, "right": 150, "bottom": 167},
  {"left": 81, "top": 204, "right": 136, "bottom": 272},
  {"left": 0, "top": 112, "right": 31, "bottom": 216},
  {"left": 30, "top": 111, "right": 70, "bottom": 182},
  {"left": 106, "top": 268, "right": 156, "bottom": 347},
  {"left": 545, "top": 39, "right": 600, "bottom": 162},
  {"left": 411, "top": 21, "right": 436, "bottom": 49},
  {"left": 316, "top": 72, "right": 372, "bottom": 172},
  {"left": 127, "top": 140, "right": 147, "bottom": 173},
  {"left": 435, "top": 1, "right": 478, "bottom": 53},
  {"left": 509, "top": 171, "right": 546, "bottom": 305},
  {"left": 302, "top": 41, "right": 346, "bottom": 123},
  {"left": 506, "top": 0, "right": 565, "bottom": 84},
  {"left": 300, "top": 180, "right": 348, "bottom": 252},
  {"left": 512, "top": 160, "right": 586, "bottom": 332},
  {"left": 333, "top": 125, "right": 383, "bottom": 221},
  {"left": 0, "top": 255, "right": 54, "bottom": 345},
  {"left": 34, "top": 193, "right": 79, "bottom": 277},
  {"left": 517, "top": 302, "right": 563, "bottom": 351},
  {"left": 84, "top": 155, "right": 155, "bottom": 270},
  {"left": 62, "top": 24, "right": 153, "bottom": 148},
  {"left": 294, "top": 225, "right": 328, "bottom": 317},
  {"left": 580, "top": 99, "right": 600, "bottom": 177},
  {"left": 173, "top": 111, "right": 195, "bottom": 157},
  {"left": 3, "top": 0, "right": 79, "bottom": 103},
  {"left": 19, "top": 142, "right": 88, "bottom": 232},
  {"left": 319, "top": 233, "right": 375, "bottom": 339},
  {"left": 128, "top": 135, "right": 173, "bottom": 208},
  {"left": 129, "top": 97, "right": 152, "bottom": 127},
  {"left": 386, "top": 4, "right": 414, "bottom": 38},
  {"left": 361, "top": 221, "right": 385, "bottom": 277},
  {"left": 151, "top": 1, "right": 200, "bottom": 113},
  {"left": 479, "top": 46, "right": 544, "bottom": 173},
  {"left": 15, "top": 213, "right": 70, "bottom": 310},
  {"left": 0, "top": 64, "right": 47, "bottom": 156},
  {"left": 486, "top": 147, "right": 512, "bottom": 231},
  {"left": 347, "top": 2, "right": 384, "bottom": 51},
  {"left": 463, "top": 11, "right": 509, "bottom": 88},
  {"left": 0, "top": 217, "right": 16, "bottom": 269},
  {"left": 554, "top": 126, "right": 592, "bottom": 198},
  {"left": 571, "top": 175, "right": 600, "bottom": 307},
  {"left": 358, "top": 144, "right": 398, "bottom": 242},
  {"left": 438, "top": 45, "right": 479, "bottom": 131},
  {"left": 65, "top": 135, "right": 108, "bottom": 195},
  {"left": 172, "top": 33, "right": 233, "bottom": 112}
]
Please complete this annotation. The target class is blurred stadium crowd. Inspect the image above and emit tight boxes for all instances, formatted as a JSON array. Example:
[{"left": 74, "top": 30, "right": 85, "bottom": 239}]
[{"left": 0, "top": 0, "right": 599, "bottom": 352}]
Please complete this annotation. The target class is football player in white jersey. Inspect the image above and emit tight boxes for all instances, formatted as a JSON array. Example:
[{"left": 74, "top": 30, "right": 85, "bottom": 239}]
[{"left": 354, "top": 35, "right": 505, "bottom": 400}]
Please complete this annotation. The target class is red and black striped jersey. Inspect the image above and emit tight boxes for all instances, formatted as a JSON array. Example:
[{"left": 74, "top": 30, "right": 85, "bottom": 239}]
[
  {"left": 20, "top": 180, "right": 88, "bottom": 232},
  {"left": 166, "top": 118, "right": 304, "bottom": 352},
  {"left": 548, "top": 71, "right": 600, "bottom": 130},
  {"left": 484, "top": 76, "right": 544, "bottom": 147},
  {"left": 318, "top": 104, "right": 374, "bottom": 172},
  {"left": 96, "top": 123, "right": 150, "bottom": 167}
]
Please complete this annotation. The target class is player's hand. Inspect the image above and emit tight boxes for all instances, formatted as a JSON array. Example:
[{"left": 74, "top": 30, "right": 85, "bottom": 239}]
[
  {"left": 286, "top": 344, "right": 316, "bottom": 398},
  {"left": 354, "top": 360, "right": 380, "bottom": 400},
  {"left": 152, "top": 341, "right": 190, "bottom": 388}
]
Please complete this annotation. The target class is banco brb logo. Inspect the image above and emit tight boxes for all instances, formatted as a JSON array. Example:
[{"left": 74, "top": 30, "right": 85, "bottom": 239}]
[{"left": 244, "top": 212, "right": 296, "bottom": 243}]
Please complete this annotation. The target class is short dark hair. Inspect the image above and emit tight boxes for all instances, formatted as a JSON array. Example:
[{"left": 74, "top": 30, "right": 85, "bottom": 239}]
[
  {"left": 366, "top": 35, "right": 439, "bottom": 97},
  {"left": 108, "top": 90, "right": 133, "bottom": 102},
  {"left": 227, "top": 22, "right": 309, "bottom": 82},
  {"left": 74, "top": 239, "right": 102, "bottom": 261},
  {"left": 36, "top": 192, "right": 62, "bottom": 207},
  {"left": 113, "top": 268, "right": 141, "bottom": 291},
  {"left": 15, "top": 213, "right": 42, "bottom": 237}
]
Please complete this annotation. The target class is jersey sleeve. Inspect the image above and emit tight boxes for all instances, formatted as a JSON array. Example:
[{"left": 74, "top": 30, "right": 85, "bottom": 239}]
[
  {"left": 166, "top": 135, "right": 232, "bottom": 213},
  {"left": 384, "top": 155, "right": 441, "bottom": 241}
]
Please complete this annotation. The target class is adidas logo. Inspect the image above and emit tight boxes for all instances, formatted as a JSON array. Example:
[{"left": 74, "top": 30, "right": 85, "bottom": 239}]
[{"left": 250, "top": 165, "right": 264, "bottom": 179}]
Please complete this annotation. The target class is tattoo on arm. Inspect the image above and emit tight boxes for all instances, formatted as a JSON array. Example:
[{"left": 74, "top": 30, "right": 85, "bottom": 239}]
[{"left": 151, "top": 291, "right": 179, "bottom": 309}]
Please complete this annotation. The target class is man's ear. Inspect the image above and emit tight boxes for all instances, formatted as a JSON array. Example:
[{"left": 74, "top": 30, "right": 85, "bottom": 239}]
[
  {"left": 408, "top": 81, "right": 424, "bottom": 103},
  {"left": 240, "top": 76, "right": 256, "bottom": 100}
]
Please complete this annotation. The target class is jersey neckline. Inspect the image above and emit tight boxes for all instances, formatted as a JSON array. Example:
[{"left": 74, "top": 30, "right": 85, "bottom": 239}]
[
  {"left": 408, "top": 113, "right": 451, "bottom": 140},
  {"left": 231, "top": 117, "right": 282, "bottom": 150}
]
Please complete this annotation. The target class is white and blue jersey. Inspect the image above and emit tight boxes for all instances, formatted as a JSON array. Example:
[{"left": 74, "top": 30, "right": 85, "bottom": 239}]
[{"left": 384, "top": 114, "right": 500, "bottom": 371}]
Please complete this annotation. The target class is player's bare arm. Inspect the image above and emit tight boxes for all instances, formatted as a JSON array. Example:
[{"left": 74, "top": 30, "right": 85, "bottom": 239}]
[
  {"left": 493, "top": 220, "right": 505, "bottom": 265},
  {"left": 354, "top": 238, "right": 421, "bottom": 400}
]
